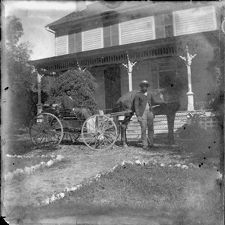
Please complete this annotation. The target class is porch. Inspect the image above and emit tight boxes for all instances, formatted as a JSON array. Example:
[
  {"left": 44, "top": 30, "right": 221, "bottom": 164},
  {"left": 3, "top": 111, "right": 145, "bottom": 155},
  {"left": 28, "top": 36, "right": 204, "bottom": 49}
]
[
  {"left": 30, "top": 31, "right": 219, "bottom": 115},
  {"left": 125, "top": 110, "right": 219, "bottom": 141}
]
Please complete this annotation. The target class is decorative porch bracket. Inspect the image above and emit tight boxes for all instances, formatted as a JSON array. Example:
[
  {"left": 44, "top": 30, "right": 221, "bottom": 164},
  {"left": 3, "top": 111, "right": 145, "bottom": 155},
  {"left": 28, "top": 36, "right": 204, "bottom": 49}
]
[
  {"left": 122, "top": 54, "right": 137, "bottom": 91},
  {"left": 179, "top": 45, "right": 197, "bottom": 111},
  {"left": 36, "top": 70, "right": 44, "bottom": 115}
]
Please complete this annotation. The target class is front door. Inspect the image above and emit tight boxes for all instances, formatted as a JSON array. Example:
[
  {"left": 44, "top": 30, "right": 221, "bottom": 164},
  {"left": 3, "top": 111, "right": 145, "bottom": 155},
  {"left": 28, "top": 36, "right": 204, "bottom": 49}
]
[
  {"left": 104, "top": 66, "right": 121, "bottom": 113},
  {"left": 159, "top": 70, "right": 176, "bottom": 89},
  {"left": 159, "top": 70, "right": 186, "bottom": 110}
]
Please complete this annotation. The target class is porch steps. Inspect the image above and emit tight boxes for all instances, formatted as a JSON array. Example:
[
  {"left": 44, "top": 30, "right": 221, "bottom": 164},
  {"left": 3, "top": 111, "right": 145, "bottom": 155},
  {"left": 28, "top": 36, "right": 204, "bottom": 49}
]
[{"left": 126, "top": 111, "right": 188, "bottom": 140}]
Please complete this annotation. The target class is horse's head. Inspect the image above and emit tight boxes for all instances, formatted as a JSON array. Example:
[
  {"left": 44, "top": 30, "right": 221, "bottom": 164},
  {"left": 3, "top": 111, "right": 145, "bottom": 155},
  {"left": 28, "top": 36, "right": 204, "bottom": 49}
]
[
  {"left": 113, "top": 90, "right": 138, "bottom": 112},
  {"left": 150, "top": 89, "right": 165, "bottom": 104}
]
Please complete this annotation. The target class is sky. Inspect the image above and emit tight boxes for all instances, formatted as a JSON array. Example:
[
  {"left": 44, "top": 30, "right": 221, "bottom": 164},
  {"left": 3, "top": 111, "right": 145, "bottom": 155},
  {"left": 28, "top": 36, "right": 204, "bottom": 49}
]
[{"left": 3, "top": 1, "right": 89, "bottom": 60}]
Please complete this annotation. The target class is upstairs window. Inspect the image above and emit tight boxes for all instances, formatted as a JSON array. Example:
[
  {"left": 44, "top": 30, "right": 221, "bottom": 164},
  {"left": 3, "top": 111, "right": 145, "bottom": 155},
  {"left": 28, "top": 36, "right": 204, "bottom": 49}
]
[
  {"left": 68, "top": 29, "right": 82, "bottom": 53},
  {"left": 103, "top": 23, "right": 119, "bottom": 48},
  {"left": 82, "top": 27, "right": 103, "bottom": 51},
  {"left": 155, "top": 13, "right": 173, "bottom": 39},
  {"left": 173, "top": 6, "right": 217, "bottom": 36},
  {"left": 119, "top": 16, "right": 155, "bottom": 45},
  {"left": 55, "top": 34, "right": 68, "bottom": 56}
]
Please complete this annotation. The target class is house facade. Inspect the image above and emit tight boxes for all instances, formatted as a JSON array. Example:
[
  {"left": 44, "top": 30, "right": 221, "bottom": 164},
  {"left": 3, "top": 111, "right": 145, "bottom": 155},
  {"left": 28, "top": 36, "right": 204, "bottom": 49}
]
[{"left": 31, "top": 1, "right": 224, "bottom": 112}]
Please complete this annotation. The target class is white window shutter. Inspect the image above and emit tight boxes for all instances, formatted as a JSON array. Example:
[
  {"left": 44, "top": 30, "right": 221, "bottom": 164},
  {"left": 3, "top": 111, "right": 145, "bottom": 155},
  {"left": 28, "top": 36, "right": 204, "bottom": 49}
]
[
  {"left": 55, "top": 35, "right": 68, "bottom": 56},
  {"left": 82, "top": 27, "right": 103, "bottom": 51},
  {"left": 119, "top": 16, "right": 155, "bottom": 45},
  {"left": 173, "top": 6, "right": 217, "bottom": 36}
]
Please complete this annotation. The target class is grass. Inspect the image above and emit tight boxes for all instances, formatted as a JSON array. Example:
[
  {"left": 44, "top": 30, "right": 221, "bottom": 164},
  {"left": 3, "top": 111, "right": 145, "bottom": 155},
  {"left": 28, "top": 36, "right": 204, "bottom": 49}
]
[
  {"left": 22, "top": 163, "right": 223, "bottom": 225},
  {"left": 3, "top": 127, "right": 223, "bottom": 225}
]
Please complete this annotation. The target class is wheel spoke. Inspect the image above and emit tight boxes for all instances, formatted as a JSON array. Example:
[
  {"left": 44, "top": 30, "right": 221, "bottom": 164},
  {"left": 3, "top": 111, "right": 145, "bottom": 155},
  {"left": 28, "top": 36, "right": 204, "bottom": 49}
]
[
  {"left": 83, "top": 133, "right": 98, "bottom": 145},
  {"left": 30, "top": 113, "right": 63, "bottom": 146},
  {"left": 81, "top": 115, "right": 117, "bottom": 150}
]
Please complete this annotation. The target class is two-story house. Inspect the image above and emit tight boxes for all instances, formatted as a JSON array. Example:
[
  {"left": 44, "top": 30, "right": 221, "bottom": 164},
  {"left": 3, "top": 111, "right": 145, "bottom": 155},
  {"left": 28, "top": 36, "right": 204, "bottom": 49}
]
[{"left": 31, "top": 1, "right": 224, "bottom": 112}]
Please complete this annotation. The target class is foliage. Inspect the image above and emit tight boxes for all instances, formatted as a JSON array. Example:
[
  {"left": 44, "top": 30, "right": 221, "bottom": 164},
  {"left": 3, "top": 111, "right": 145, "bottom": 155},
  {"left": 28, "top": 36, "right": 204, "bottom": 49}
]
[
  {"left": 5, "top": 16, "right": 37, "bottom": 127},
  {"left": 178, "top": 122, "right": 208, "bottom": 140},
  {"left": 47, "top": 69, "right": 98, "bottom": 114},
  {"left": 205, "top": 32, "right": 224, "bottom": 126}
]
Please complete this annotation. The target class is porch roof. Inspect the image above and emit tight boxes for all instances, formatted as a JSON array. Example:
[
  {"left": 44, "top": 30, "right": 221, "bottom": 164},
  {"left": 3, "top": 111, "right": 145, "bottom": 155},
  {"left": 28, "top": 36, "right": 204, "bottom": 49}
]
[
  {"left": 29, "top": 37, "right": 177, "bottom": 74},
  {"left": 29, "top": 29, "right": 220, "bottom": 75}
]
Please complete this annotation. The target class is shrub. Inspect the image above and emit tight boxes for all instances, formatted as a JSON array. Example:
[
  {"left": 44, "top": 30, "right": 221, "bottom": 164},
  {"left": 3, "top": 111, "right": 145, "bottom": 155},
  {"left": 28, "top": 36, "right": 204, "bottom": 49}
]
[{"left": 47, "top": 69, "right": 98, "bottom": 114}]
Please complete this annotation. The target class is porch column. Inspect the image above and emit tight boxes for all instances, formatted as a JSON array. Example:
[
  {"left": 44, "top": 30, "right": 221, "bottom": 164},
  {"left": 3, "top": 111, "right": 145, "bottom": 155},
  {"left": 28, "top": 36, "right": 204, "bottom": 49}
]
[
  {"left": 122, "top": 54, "right": 137, "bottom": 92},
  {"left": 179, "top": 45, "right": 197, "bottom": 111},
  {"left": 37, "top": 72, "right": 43, "bottom": 115}
]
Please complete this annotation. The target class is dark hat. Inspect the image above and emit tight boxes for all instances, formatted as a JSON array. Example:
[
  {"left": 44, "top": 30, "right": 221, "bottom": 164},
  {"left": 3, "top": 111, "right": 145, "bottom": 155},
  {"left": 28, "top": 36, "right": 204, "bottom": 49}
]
[
  {"left": 64, "top": 86, "right": 72, "bottom": 92},
  {"left": 139, "top": 80, "right": 149, "bottom": 87}
]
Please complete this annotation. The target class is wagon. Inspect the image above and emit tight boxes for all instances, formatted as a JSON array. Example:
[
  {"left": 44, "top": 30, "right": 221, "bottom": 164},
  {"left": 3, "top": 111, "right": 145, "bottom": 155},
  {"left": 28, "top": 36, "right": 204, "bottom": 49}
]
[{"left": 29, "top": 104, "right": 131, "bottom": 150}]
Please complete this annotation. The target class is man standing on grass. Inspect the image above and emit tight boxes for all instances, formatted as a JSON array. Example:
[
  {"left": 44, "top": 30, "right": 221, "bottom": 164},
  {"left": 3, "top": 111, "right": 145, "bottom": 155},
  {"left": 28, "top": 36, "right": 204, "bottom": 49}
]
[{"left": 134, "top": 80, "right": 154, "bottom": 150}]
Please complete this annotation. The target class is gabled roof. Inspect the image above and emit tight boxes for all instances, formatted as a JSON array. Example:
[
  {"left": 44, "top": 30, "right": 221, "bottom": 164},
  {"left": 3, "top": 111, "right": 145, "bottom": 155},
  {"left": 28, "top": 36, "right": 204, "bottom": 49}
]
[
  {"left": 46, "top": 1, "right": 167, "bottom": 31},
  {"left": 46, "top": 1, "right": 216, "bottom": 32},
  {"left": 46, "top": 8, "right": 95, "bottom": 30},
  {"left": 46, "top": 1, "right": 137, "bottom": 31}
]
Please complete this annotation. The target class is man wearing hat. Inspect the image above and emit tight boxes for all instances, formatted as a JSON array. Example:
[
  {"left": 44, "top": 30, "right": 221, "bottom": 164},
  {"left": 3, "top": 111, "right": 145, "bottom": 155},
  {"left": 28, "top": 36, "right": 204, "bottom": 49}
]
[
  {"left": 62, "top": 87, "right": 75, "bottom": 112},
  {"left": 134, "top": 80, "right": 154, "bottom": 150},
  {"left": 61, "top": 87, "right": 91, "bottom": 119}
]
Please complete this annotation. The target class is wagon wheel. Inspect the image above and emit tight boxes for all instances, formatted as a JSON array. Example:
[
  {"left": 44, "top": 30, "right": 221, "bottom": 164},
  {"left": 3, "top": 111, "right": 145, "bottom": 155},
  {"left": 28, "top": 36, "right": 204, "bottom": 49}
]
[
  {"left": 29, "top": 112, "right": 64, "bottom": 147},
  {"left": 81, "top": 115, "right": 118, "bottom": 150}
]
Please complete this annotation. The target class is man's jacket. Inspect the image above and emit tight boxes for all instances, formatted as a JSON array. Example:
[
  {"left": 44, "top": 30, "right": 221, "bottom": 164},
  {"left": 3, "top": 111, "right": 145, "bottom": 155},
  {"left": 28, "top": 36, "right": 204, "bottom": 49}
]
[{"left": 134, "top": 91, "right": 155, "bottom": 117}]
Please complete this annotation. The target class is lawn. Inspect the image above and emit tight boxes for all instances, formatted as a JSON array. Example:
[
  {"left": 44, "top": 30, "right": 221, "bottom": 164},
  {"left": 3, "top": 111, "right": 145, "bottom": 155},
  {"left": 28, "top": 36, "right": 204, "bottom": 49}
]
[{"left": 15, "top": 161, "right": 223, "bottom": 225}]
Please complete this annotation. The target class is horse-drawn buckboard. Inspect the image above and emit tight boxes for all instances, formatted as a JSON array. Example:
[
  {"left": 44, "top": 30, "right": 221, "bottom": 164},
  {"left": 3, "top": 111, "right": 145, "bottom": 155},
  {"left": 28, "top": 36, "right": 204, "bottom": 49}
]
[
  {"left": 29, "top": 89, "right": 180, "bottom": 150},
  {"left": 29, "top": 103, "right": 131, "bottom": 150}
]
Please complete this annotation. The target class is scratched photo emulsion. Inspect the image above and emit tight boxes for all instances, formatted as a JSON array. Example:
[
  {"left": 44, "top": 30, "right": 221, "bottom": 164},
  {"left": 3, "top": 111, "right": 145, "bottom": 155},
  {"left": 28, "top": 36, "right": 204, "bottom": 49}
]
[{"left": 1, "top": 1, "right": 224, "bottom": 225}]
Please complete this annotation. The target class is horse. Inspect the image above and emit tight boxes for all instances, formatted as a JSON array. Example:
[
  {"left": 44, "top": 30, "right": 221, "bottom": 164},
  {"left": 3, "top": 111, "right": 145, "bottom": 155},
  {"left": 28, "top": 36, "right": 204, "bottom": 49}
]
[{"left": 113, "top": 88, "right": 180, "bottom": 146}]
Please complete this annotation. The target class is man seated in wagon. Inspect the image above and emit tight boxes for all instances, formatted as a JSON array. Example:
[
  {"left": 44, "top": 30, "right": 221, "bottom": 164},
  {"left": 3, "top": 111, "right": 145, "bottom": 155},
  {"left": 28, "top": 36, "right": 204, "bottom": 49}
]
[{"left": 61, "top": 87, "right": 91, "bottom": 120}]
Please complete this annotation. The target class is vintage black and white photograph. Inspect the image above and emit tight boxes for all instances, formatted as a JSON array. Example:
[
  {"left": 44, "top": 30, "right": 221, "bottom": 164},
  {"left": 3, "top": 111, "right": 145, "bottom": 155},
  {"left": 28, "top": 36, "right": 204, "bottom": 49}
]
[{"left": 1, "top": 1, "right": 225, "bottom": 224}]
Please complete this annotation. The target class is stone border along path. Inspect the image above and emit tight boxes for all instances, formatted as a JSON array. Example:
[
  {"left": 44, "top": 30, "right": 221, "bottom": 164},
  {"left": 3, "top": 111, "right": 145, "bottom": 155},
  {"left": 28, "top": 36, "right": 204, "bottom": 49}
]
[
  {"left": 6, "top": 153, "right": 58, "bottom": 159},
  {"left": 5, "top": 155, "right": 64, "bottom": 181},
  {"left": 41, "top": 158, "right": 194, "bottom": 206},
  {"left": 40, "top": 145, "right": 199, "bottom": 206}
]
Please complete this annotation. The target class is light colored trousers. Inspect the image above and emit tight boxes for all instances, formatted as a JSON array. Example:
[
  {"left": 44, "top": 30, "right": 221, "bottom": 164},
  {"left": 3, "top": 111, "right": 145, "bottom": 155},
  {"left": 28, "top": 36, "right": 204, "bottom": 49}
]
[{"left": 139, "top": 109, "right": 154, "bottom": 147}]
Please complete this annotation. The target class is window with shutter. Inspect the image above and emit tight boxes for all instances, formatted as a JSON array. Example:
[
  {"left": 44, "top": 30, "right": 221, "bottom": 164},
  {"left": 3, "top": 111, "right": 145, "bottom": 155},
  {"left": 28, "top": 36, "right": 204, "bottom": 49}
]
[
  {"left": 173, "top": 6, "right": 217, "bottom": 36},
  {"left": 55, "top": 35, "right": 68, "bottom": 56},
  {"left": 155, "top": 14, "right": 165, "bottom": 39},
  {"left": 82, "top": 27, "right": 103, "bottom": 51},
  {"left": 103, "top": 24, "right": 119, "bottom": 47},
  {"left": 68, "top": 32, "right": 75, "bottom": 53},
  {"left": 119, "top": 16, "right": 155, "bottom": 45},
  {"left": 68, "top": 31, "right": 82, "bottom": 53},
  {"left": 164, "top": 14, "right": 173, "bottom": 37},
  {"left": 155, "top": 14, "right": 173, "bottom": 39},
  {"left": 103, "top": 26, "right": 111, "bottom": 47},
  {"left": 111, "top": 24, "right": 119, "bottom": 46}
]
